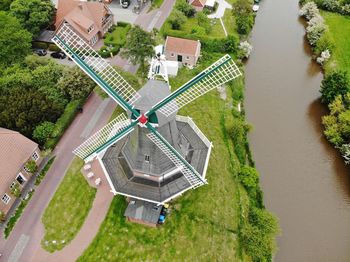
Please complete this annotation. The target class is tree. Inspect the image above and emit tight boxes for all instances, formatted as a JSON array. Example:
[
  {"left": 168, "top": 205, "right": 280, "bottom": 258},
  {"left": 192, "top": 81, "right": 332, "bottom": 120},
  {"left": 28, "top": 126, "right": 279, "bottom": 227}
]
[
  {"left": 175, "top": 0, "right": 196, "bottom": 17},
  {"left": 25, "top": 159, "right": 38, "bottom": 173},
  {"left": 120, "top": 26, "right": 155, "bottom": 70},
  {"left": 168, "top": 9, "right": 187, "bottom": 30},
  {"left": 0, "top": 86, "right": 64, "bottom": 138},
  {"left": 10, "top": 0, "right": 54, "bottom": 37},
  {"left": 0, "top": 11, "right": 31, "bottom": 69},
  {"left": 232, "top": 0, "right": 251, "bottom": 16},
  {"left": 236, "top": 15, "right": 253, "bottom": 35},
  {"left": 33, "top": 121, "right": 55, "bottom": 145},
  {"left": 10, "top": 182, "right": 21, "bottom": 198},
  {"left": 320, "top": 70, "right": 349, "bottom": 104},
  {"left": 57, "top": 66, "right": 95, "bottom": 100}
]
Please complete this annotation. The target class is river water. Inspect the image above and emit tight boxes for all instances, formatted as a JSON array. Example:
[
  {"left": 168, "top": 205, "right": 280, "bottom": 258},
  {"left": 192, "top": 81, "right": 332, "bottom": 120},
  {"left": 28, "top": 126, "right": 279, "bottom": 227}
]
[{"left": 244, "top": 0, "right": 350, "bottom": 261}]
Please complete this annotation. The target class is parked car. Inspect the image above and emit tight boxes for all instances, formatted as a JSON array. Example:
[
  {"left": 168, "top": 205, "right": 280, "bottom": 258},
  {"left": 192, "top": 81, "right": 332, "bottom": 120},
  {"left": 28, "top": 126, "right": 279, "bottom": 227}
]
[
  {"left": 122, "top": 0, "right": 130, "bottom": 8},
  {"left": 33, "top": 49, "right": 47, "bottom": 56},
  {"left": 50, "top": 51, "right": 66, "bottom": 59}
]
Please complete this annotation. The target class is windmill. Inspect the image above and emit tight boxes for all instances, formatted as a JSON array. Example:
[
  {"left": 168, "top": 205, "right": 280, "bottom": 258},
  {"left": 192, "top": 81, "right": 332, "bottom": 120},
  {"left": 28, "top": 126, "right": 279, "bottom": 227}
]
[{"left": 53, "top": 24, "right": 241, "bottom": 205}]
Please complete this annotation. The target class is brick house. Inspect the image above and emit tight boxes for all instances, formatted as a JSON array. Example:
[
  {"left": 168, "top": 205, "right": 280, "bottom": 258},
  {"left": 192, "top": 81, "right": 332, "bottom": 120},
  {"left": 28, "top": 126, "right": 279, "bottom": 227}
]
[
  {"left": 0, "top": 128, "right": 42, "bottom": 216},
  {"left": 55, "top": 0, "right": 114, "bottom": 46},
  {"left": 164, "top": 36, "right": 201, "bottom": 67}
]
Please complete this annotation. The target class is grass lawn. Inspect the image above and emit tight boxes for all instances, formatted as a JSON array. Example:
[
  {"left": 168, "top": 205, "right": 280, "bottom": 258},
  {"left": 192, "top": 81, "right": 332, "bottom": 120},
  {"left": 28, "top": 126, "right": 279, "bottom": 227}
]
[
  {"left": 223, "top": 9, "right": 237, "bottom": 35},
  {"left": 77, "top": 53, "right": 250, "bottom": 261},
  {"left": 104, "top": 24, "right": 131, "bottom": 47},
  {"left": 322, "top": 11, "right": 350, "bottom": 76},
  {"left": 162, "top": 16, "right": 226, "bottom": 40},
  {"left": 41, "top": 157, "right": 96, "bottom": 252}
]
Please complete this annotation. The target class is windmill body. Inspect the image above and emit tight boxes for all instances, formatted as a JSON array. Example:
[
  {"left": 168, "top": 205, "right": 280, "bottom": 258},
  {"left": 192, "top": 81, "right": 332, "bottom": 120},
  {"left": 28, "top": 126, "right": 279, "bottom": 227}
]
[
  {"left": 52, "top": 23, "right": 241, "bottom": 205},
  {"left": 101, "top": 79, "right": 211, "bottom": 204}
]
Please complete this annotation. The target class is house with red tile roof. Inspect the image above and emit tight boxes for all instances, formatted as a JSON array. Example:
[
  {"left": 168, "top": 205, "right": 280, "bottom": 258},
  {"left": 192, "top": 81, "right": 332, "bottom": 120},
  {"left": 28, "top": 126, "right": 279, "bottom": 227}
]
[
  {"left": 164, "top": 36, "right": 201, "bottom": 67},
  {"left": 55, "top": 0, "right": 114, "bottom": 46},
  {"left": 0, "top": 128, "right": 42, "bottom": 216},
  {"left": 188, "top": 0, "right": 207, "bottom": 11}
]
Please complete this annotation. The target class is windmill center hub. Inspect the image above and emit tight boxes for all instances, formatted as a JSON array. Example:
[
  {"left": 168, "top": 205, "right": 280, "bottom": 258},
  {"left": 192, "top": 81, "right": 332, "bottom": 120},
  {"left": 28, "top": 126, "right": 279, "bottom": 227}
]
[{"left": 139, "top": 114, "right": 148, "bottom": 125}]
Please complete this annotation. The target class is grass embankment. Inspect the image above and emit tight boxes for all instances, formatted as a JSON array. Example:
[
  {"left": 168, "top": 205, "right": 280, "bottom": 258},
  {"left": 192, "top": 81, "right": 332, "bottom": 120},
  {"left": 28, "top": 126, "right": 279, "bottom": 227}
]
[
  {"left": 41, "top": 157, "right": 96, "bottom": 252},
  {"left": 78, "top": 54, "right": 248, "bottom": 261},
  {"left": 322, "top": 11, "right": 350, "bottom": 75},
  {"left": 4, "top": 157, "right": 56, "bottom": 239}
]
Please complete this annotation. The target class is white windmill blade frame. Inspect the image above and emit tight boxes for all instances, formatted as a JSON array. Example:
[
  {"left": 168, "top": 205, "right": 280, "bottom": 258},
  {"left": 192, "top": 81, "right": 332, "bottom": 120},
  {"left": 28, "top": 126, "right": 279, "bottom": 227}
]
[
  {"left": 73, "top": 113, "right": 133, "bottom": 162},
  {"left": 146, "top": 132, "right": 206, "bottom": 188},
  {"left": 52, "top": 24, "right": 141, "bottom": 110},
  {"left": 156, "top": 55, "right": 242, "bottom": 117}
]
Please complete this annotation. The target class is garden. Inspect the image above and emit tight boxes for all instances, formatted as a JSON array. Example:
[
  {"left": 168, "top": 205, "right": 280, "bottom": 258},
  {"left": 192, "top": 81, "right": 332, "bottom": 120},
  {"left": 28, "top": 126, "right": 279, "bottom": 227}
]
[{"left": 99, "top": 22, "right": 131, "bottom": 58}]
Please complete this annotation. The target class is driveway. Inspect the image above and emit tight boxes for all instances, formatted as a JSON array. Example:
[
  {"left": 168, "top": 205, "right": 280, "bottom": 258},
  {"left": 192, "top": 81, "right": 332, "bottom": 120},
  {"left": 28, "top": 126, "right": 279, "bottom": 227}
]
[{"left": 207, "top": 0, "right": 232, "bottom": 19}]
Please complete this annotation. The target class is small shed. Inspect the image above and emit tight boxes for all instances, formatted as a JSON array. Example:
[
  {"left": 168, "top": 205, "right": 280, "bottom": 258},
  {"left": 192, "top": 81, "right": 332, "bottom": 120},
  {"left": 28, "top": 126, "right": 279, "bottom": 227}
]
[{"left": 124, "top": 199, "right": 162, "bottom": 227}]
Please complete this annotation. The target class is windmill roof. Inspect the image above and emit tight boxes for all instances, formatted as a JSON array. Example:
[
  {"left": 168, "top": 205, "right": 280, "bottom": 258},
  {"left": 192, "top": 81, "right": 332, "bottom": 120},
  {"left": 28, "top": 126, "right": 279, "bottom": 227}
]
[
  {"left": 165, "top": 36, "right": 200, "bottom": 56},
  {"left": 0, "top": 128, "right": 38, "bottom": 195}
]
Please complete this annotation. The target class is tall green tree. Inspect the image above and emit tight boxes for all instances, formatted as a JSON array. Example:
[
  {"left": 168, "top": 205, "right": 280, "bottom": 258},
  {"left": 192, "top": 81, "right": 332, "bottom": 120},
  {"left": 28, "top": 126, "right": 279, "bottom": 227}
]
[
  {"left": 10, "top": 0, "right": 54, "bottom": 37},
  {"left": 168, "top": 9, "right": 187, "bottom": 30},
  {"left": 120, "top": 26, "right": 155, "bottom": 70},
  {"left": 33, "top": 121, "right": 55, "bottom": 145},
  {"left": 57, "top": 66, "right": 95, "bottom": 100},
  {"left": 0, "top": 11, "right": 31, "bottom": 69}
]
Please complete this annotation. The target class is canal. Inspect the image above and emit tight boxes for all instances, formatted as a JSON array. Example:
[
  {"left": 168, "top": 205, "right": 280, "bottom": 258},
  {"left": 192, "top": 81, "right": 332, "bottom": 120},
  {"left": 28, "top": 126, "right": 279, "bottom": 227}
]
[{"left": 244, "top": 0, "right": 350, "bottom": 261}]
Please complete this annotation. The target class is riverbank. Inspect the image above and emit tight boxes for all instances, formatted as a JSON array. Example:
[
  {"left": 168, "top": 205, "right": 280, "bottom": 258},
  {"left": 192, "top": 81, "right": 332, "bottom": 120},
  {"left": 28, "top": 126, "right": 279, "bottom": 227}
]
[{"left": 245, "top": 0, "right": 350, "bottom": 260}]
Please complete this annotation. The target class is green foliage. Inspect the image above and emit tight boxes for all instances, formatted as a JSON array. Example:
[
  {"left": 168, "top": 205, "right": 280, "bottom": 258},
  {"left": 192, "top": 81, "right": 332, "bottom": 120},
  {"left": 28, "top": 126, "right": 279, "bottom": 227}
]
[
  {"left": 0, "top": 11, "right": 31, "bottom": 69},
  {"left": 48, "top": 44, "right": 60, "bottom": 52},
  {"left": 175, "top": 0, "right": 196, "bottom": 17},
  {"left": 240, "top": 223, "right": 276, "bottom": 261},
  {"left": 238, "top": 165, "right": 259, "bottom": 191},
  {"left": 0, "top": 211, "right": 5, "bottom": 222},
  {"left": 26, "top": 159, "right": 38, "bottom": 173},
  {"left": 322, "top": 94, "right": 350, "bottom": 146},
  {"left": 314, "top": 33, "right": 334, "bottom": 56},
  {"left": 196, "top": 11, "right": 211, "bottom": 33},
  {"left": 10, "top": 0, "right": 55, "bottom": 37},
  {"left": 35, "top": 157, "right": 55, "bottom": 186},
  {"left": 10, "top": 182, "right": 21, "bottom": 198},
  {"left": 4, "top": 190, "right": 34, "bottom": 238},
  {"left": 320, "top": 70, "right": 349, "bottom": 104},
  {"left": 120, "top": 25, "right": 155, "bottom": 68},
  {"left": 33, "top": 121, "right": 55, "bottom": 145},
  {"left": 58, "top": 66, "right": 95, "bottom": 100},
  {"left": 168, "top": 9, "right": 187, "bottom": 29},
  {"left": 0, "top": 0, "right": 13, "bottom": 10},
  {"left": 24, "top": 54, "right": 50, "bottom": 69},
  {"left": 236, "top": 15, "right": 253, "bottom": 35},
  {"left": 41, "top": 157, "right": 96, "bottom": 252},
  {"left": 103, "top": 23, "right": 131, "bottom": 50},
  {"left": 249, "top": 207, "right": 279, "bottom": 235},
  {"left": 45, "top": 100, "right": 83, "bottom": 149}
]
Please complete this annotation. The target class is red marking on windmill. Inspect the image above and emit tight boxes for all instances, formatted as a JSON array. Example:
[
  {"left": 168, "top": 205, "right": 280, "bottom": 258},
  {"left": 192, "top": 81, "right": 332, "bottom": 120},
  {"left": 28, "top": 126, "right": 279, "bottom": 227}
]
[{"left": 138, "top": 114, "right": 148, "bottom": 125}]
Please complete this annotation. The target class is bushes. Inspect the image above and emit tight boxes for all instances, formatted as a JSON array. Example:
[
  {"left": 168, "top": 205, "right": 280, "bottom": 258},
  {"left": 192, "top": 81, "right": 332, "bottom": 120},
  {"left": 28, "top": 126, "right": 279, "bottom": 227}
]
[
  {"left": 233, "top": 0, "right": 254, "bottom": 35},
  {"left": 238, "top": 165, "right": 259, "bottom": 192},
  {"left": 168, "top": 9, "right": 187, "bottom": 29},
  {"left": 48, "top": 44, "right": 60, "bottom": 52},
  {"left": 236, "top": 15, "right": 254, "bottom": 35},
  {"left": 238, "top": 41, "right": 253, "bottom": 59},
  {"left": 25, "top": 160, "right": 38, "bottom": 173},
  {"left": 320, "top": 70, "right": 349, "bottom": 104},
  {"left": 33, "top": 121, "right": 55, "bottom": 145},
  {"left": 175, "top": 0, "right": 196, "bottom": 17}
]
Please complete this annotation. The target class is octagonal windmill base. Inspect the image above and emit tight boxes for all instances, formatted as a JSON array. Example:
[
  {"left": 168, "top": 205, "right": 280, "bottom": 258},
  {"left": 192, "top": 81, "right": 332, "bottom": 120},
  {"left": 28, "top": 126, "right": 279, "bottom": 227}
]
[{"left": 97, "top": 116, "right": 212, "bottom": 205}]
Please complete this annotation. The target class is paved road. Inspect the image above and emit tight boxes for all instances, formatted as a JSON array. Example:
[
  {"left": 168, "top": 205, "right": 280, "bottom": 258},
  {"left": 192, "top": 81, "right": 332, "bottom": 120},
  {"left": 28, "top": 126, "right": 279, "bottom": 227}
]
[{"left": 0, "top": 93, "right": 116, "bottom": 262}]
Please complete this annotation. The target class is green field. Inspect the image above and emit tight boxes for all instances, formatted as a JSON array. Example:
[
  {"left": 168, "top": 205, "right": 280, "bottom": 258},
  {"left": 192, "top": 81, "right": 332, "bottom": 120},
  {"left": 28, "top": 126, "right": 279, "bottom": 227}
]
[
  {"left": 41, "top": 157, "right": 96, "bottom": 252},
  {"left": 322, "top": 11, "right": 350, "bottom": 74},
  {"left": 77, "top": 52, "right": 251, "bottom": 261}
]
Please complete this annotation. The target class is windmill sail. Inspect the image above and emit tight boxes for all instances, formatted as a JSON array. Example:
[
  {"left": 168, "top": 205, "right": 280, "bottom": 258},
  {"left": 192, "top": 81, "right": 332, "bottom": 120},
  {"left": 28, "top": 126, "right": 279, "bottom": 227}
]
[
  {"left": 147, "top": 54, "right": 241, "bottom": 117},
  {"left": 146, "top": 126, "right": 206, "bottom": 188},
  {"left": 73, "top": 113, "right": 135, "bottom": 162},
  {"left": 52, "top": 24, "right": 141, "bottom": 112}
]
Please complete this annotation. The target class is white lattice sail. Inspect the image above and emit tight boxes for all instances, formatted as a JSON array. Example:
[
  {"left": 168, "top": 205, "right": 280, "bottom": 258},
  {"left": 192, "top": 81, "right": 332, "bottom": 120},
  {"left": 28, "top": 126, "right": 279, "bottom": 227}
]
[
  {"left": 52, "top": 23, "right": 141, "bottom": 109},
  {"left": 73, "top": 113, "right": 133, "bottom": 161},
  {"left": 154, "top": 54, "right": 242, "bottom": 117},
  {"left": 147, "top": 132, "right": 206, "bottom": 188}
]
